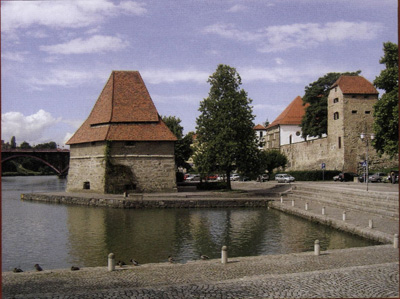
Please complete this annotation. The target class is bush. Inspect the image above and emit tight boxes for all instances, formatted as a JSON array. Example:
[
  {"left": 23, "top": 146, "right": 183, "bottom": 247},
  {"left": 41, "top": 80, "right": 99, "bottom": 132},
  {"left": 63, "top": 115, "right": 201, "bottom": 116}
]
[
  {"left": 197, "top": 181, "right": 229, "bottom": 190},
  {"left": 274, "top": 170, "right": 341, "bottom": 181}
]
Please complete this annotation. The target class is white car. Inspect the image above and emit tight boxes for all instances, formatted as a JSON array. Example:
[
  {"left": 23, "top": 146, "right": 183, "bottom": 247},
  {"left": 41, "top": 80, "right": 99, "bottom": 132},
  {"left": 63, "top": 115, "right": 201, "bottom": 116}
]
[
  {"left": 275, "top": 173, "right": 295, "bottom": 183},
  {"left": 230, "top": 174, "right": 241, "bottom": 181}
]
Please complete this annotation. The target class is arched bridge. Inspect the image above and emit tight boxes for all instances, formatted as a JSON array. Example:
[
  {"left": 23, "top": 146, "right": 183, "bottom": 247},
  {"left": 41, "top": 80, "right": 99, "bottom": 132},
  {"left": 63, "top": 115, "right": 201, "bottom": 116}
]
[{"left": 1, "top": 149, "right": 70, "bottom": 176}]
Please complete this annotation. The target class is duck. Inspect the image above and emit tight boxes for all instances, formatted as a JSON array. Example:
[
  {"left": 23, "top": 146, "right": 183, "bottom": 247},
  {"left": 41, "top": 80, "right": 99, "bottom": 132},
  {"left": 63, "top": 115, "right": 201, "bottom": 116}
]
[
  {"left": 118, "top": 260, "right": 127, "bottom": 267},
  {"left": 168, "top": 256, "right": 175, "bottom": 263},
  {"left": 129, "top": 259, "right": 139, "bottom": 266},
  {"left": 200, "top": 254, "right": 209, "bottom": 260},
  {"left": 13, "top": 268, "right": 23, "bottom": 273},
  {"left": 71, "top": 266, "right": 80, "bottom": 271},
  {"left": 34, "top": 264, "right": 43, "bottom": 271}
]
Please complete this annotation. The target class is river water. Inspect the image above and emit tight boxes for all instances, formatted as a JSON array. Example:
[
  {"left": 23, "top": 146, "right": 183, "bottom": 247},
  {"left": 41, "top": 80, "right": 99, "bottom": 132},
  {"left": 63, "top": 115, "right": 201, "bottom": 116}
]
[{"left": 2, "top": 176, "right": 378, "bottom": 271}]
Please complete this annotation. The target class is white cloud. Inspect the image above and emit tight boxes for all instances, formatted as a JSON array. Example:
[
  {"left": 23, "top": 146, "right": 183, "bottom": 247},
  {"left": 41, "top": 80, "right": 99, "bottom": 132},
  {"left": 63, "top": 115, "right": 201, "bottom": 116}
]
[
  {"left": 152, "top": 94, "right": 202, "bottom": 105},
  {"left": 141, "top": 69, "right": 209, "bottom": 84},
  {"left": 1, "top": 0, "right": 147, "bottom": 33},
  {"left": 227, "top": 4, "right": 248, "bottom": 13},
  {"left": 203, "top": 21, "right": 384, "bottom": 53},
  {"left": 1, "top": 110, "right": 61, "bottom": 145},
  {"left": 1, "top": 51, "right": 27, "bottom": 62},
  {"left": 27, "top": 69, "right": 108, "bottom": 89},
  {"left": 40, "top": 35, "right": 129, "bottom": 55}
]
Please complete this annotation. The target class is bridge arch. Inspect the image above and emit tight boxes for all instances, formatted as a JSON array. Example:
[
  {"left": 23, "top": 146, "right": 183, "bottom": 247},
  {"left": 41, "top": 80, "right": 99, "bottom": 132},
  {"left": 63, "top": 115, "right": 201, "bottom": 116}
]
[{"left": 1, "top": 154, "right": 68, "bottom": 175}]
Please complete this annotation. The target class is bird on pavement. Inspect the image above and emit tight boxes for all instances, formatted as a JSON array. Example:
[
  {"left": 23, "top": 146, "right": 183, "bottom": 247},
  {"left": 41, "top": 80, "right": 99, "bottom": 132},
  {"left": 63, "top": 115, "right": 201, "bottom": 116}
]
[
  {"left": 200, "top": 254, "right": 209, "bottom": 260},
  {"left": 71, "top": 266, "right": 80, "bottom": 271},
  {"left": 13, "top": 268, "right": 23, "bottom": 273},
  {"left": 168, "top": 256, "right": 175, "bottom": 263},
  {"left": 117, "top": 261, "right": 127, "bottom": 267},
  {"left": 129, "top": 259, "right": 139, "bottom": 266},
  {"left": 34, "top": 264, "right": 43, "bottom": 271}
]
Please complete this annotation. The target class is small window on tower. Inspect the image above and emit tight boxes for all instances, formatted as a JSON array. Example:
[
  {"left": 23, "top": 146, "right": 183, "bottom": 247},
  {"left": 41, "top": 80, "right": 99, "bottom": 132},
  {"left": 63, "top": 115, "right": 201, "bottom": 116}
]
[
  {"left": 352, "top": 110, "right": 357, "bottom": 114},
  {"left": 333, "top": 98, "right": 339, "bottom": 103},
  {"left": 333, "top": 112, "right": 339, "bottom": 120},
  {"left": 365, "top": 111, "right": 371, "bottom": 114}
]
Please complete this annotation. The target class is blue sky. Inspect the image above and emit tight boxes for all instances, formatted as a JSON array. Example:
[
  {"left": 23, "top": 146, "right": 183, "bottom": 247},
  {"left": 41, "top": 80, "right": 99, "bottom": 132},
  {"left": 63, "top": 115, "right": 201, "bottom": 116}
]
[{"left": 1, "top": 0, "right": 397, "bottom": 147}]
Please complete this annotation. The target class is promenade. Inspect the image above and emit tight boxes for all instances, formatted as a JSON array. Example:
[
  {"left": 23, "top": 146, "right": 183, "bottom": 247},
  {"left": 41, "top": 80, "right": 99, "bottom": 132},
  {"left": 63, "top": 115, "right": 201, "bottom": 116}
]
[{"left": 3, "top": 181, "right": 399, "bottom": 298}]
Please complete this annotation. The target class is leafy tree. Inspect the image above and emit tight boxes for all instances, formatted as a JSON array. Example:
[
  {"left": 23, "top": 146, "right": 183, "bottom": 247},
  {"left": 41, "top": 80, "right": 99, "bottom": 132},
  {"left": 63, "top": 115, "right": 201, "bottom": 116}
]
[
  {"left": 373, "top": 42, "right": 398, "bottom": 157},
  {"left": 195, "top": 64, "right": 259, "bottom": 189},
  {"left": 263, "top": 119, "right": 270, "bottom": 127},
  {"left": 10, "top": 136, "right": 16, "bottom": 149},
  {"left": 34, "top": 141, "right": 57, "bottom": 149},
  {"left": 162, "top": 116, "right": 193, "bottom": 170},
  {"left": 20, "top": 141, "right": 32, "bottom": 149},
  {"left": 262, "top": 150, "right": 288, "bottom": 175},
  {"left": 301, "top": 71, "right": 361, "bottom": 138}
]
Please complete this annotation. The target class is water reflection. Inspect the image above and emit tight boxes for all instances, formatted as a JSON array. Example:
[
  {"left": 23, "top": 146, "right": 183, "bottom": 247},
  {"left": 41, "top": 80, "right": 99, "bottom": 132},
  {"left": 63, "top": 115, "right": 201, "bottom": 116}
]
[{"left": 2, "top": 176, "right": 379, "bottom": 271}]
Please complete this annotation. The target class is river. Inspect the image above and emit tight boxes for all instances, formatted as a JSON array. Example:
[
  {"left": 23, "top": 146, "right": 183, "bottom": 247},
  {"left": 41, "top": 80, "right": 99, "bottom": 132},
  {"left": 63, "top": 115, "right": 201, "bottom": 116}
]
[{"left": 2, "top": 176, "right": 378, "bottom": 272}]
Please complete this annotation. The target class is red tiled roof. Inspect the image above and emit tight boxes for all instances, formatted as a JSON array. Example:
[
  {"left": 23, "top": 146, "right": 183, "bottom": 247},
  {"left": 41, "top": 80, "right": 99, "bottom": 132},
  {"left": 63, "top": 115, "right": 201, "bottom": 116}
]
[
  {"left": 331, "top": 75, "right": 378, "bottom": 94},
  {"left": 254, "top": 124, "right": 267, "bottom": 130},
  {"left": 67, "top": 71, "right": 177, "bottom": 144},
  {"left": 267, "top": 96, "right": 307, "bottom": 128}
]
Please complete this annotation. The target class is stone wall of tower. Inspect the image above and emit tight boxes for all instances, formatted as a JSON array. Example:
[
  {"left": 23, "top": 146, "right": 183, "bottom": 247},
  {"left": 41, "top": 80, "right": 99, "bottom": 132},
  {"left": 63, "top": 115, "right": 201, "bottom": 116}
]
[{"left": 67, "top": 141, "right": 176, "bottom": 193}]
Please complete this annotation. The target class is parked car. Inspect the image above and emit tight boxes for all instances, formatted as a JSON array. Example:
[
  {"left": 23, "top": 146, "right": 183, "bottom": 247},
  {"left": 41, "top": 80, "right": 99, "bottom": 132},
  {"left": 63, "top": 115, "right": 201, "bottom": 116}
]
[
  {"left": 338, "top": 172, "right": 358, "bottom": 182},
  {"left": 333, "top": 174, "right": 340, "bottom": 181},
  {"left": 185, "top": 174, "right": 200, "bottom": 181},
  {"left": 275, "top": 173, "right": 295, "bottom": 183},
  {"left": 368, "top": 172, "right": 386, "bottom": 183},
  {"left": 258, "top": 174, "right": 270, "bottom": 182},
  {"left": 230, "top": 174, "right": 241, "bottom": 181}
]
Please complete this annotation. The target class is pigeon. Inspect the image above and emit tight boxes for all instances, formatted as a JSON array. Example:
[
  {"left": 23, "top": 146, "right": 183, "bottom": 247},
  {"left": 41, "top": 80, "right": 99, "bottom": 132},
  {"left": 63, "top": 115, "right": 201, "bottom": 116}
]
[
  {"left": 129, "top": 259, "right": 139, "bottom": 266},
  {"left": 168, "top": 256, "right": 175, "bottom": 263},
  {"left": 200, "top": 254, "right": 209, "bottom": 260},
  {"left": 34, "top": 264, "right": 43, "bottom": 271},
  {"left": 117, "top": 261, "right": 127, "bottom": 267},
  {"left": 71, "top": 266, "right": 80, "bottom": 271},
  {"left": 13, "top": 268, "right": 23, "bottom": 273}
]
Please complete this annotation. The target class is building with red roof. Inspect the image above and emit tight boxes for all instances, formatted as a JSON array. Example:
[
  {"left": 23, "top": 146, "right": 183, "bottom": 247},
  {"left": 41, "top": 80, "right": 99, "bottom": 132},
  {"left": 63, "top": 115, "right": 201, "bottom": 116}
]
[
  {"left": 265, "top": 75, "right": 397, "bottom": 172},
  {"left": 66, "top": 71, "right": 177, "bottom": 193}
]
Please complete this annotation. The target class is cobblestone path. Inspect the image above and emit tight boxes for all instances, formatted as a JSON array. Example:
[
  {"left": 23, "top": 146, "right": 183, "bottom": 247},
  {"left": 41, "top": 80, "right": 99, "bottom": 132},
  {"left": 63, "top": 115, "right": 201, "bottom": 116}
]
[{"left": 3, "top": 245, "right": 398, "bottom": 298}]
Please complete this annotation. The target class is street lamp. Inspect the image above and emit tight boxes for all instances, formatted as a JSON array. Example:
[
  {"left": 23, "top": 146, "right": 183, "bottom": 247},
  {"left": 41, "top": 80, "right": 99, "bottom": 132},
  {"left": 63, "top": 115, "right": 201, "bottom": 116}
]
[{"left": 360, "top": 132, "right": 375, "bottom": 191}]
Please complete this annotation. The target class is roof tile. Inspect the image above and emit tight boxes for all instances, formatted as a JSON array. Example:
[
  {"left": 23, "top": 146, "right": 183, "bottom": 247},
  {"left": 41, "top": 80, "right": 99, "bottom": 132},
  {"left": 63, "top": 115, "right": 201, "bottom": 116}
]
[
  {"left": 331, "top": 75, "right": 378, "bottom": 94},
  {"left": 267, "top": 96, "right": 307, "bottom": 128}
]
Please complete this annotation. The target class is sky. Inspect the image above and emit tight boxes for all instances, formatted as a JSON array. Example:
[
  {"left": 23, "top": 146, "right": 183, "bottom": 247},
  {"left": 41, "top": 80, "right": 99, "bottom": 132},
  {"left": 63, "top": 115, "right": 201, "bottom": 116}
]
[{"left": 1, "top": 0, "right": 397, "bottom": 148}]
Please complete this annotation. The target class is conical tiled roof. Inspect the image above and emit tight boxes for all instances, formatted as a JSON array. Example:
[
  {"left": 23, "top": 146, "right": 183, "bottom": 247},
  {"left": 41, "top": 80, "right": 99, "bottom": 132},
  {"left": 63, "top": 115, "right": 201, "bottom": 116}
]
[
  {"left": 67, "top": 71, "right": 177, "bottom": 144},
  {"left": 254, "top": 124, "right": 267, "bottom": 130},
  {"left": 267, "top": 96, "right": 307, "bottom": 128},
  {"left": 330, "top": 75, "right": 378, "bottom": 94}
]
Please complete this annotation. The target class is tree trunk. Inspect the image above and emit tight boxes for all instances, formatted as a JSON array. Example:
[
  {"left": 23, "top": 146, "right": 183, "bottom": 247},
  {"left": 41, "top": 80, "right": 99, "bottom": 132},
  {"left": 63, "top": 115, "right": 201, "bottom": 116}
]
[{"left": 226, "top": 169, "right": 231, "bottom": 190}]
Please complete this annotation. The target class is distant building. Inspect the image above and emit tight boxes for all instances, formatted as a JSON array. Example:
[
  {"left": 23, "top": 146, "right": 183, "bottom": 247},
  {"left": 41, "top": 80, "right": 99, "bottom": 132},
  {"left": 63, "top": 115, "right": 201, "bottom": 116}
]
[
  {"left": 66, "top": 71, "right": 177, "bottom": 193},
  {"left": 265, "top": 76, "right": 398, "bottom": 172},
  {"left": 253, "top": 124, "right": 267, "bottom": 149}
]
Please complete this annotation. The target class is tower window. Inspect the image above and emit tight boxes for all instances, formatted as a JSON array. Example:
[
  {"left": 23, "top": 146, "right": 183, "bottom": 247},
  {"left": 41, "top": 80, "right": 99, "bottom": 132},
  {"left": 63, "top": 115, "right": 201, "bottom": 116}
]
[
  {"left": 365, "top": 111, "right": 371, "bottom": 114},
  {"left": 333, "top": 112, "right": 340, "bottom": 120},
  {"left": 333, "top": 98, "right": 339, "bottom": 103},
  {"left": 352, "top": 110, "right": 357, "bottom": 114},
  {"left": 338, "top": 137, "right": 342, "bottom": 149}
]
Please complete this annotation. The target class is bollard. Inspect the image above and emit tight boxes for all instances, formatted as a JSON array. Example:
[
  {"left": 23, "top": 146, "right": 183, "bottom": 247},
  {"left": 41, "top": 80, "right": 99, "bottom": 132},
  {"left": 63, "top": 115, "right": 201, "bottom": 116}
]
[
  {"left": 368, "top": 219, "right": 373, "bottom": 229},
  {"left": 305, "top": 202, "right": 308, "bottom": 211},
  {"left": 280, "top": 196, "right": 283, "bottom": 203},
  {"left": 342, "top": 211, "right": 346, "bottom": 221},
  {"left": 394, "top": 234, "right": 399, "bottom": 248},
  {"left": 314, "top": 240, "right": 320, "bottom": 256},
  {"left": 221, "top": 246, "right": 228, "bottom": 264},
  {"left": 108, "top": 253, "right": 115, "bottom": 271},
  {"left": 291, "top": 200, "right": 295, "bottom": 207},
  {"left": 322, "top": 207, "right": 325, "bottom": 215}
]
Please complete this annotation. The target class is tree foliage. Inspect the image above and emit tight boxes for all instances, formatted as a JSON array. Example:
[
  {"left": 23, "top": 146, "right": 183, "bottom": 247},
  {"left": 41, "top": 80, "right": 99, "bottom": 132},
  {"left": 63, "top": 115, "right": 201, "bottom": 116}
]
[
  {"left": 195, "top": 64, "right": 259, "bottom": 189},
  {"left": 301, "top": 71, "right": 361, "bottom": 138},
  {"left": 162, "top": 115, "right": 193, "bottom": 170},
  {"left": 262, "top": 150, "right": 288, "bottom": 174},
  {"left": 373, "top": 42, "right": 399, "bottom": 157}
]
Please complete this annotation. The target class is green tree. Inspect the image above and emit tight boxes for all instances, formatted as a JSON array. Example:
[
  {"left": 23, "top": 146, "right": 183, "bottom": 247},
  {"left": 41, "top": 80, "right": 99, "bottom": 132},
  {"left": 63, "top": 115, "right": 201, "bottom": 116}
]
[
  {"left": 20, "top": 141, "right": 32, "bottom": 149},
  {"left": 34, "top": 141, "right": 57, "bottom": 149},
  {"left": 262, "top": 150, "right": 288, "bottom": 175},
  {"left": 195, "top": 64, "right": 259, "bottom": 189},
  {"left": 301, "top": 71, "right": 361, "bottom": 138},
  {"left": 162, "top": 116, "right": 193, "bottom": 170},
  {"left": 10, "top": 136, "right": 16, "bottom": 149},
  {"left": 373, "top": 42, "right": 398, "bottom": 157}
]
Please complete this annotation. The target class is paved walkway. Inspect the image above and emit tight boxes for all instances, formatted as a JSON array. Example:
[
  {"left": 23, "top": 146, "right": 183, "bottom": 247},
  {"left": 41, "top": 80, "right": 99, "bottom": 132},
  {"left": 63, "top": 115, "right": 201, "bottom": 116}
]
[{"left": 3, "top": 181, "right": 399, "bottom": 298}]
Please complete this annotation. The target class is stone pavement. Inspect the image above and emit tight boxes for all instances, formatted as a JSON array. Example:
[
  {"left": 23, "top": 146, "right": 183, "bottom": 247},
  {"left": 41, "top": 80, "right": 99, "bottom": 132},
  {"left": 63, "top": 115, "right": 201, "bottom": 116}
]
[
  {"left": 2, "top": 245, "right": 399, "bottom": 298},
  {"left": 4, "top": 181, "right": 399, "bottom": 298}
]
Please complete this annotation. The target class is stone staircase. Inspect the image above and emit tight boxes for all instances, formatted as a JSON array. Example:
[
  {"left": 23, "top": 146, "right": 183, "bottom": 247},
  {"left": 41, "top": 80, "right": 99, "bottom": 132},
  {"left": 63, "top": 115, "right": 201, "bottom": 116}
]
[{"left": 284, "top": 184, "right": 399, "bottom": 220}]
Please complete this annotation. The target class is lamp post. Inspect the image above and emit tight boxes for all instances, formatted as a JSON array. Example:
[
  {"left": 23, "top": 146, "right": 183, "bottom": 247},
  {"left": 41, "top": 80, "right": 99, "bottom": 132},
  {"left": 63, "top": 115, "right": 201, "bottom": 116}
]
[{"left": 360, "top": 133, "right": 375, "bottom": 191}]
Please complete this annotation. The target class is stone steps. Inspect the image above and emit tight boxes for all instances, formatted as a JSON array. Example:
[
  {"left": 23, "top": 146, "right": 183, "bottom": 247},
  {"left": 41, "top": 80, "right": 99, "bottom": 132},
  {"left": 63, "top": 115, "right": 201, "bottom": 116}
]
[{"left": 285, "top": 185, "right": 399, "bottom": 219}]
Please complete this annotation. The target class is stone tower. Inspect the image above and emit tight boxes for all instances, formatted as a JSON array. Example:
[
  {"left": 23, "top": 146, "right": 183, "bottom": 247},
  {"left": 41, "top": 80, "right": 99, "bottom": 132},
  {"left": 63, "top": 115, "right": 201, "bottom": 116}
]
[
  {"left": 66, "top": 71, "right": 177, "bottom": 193},
  {"left": 327, "top": 75, "right": 378, "bottom": 172}
]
